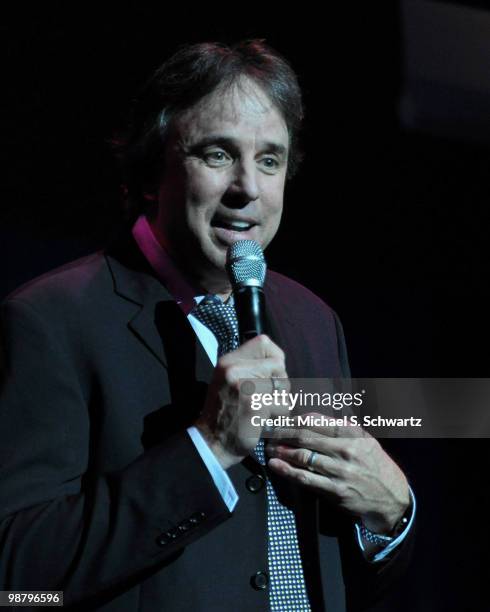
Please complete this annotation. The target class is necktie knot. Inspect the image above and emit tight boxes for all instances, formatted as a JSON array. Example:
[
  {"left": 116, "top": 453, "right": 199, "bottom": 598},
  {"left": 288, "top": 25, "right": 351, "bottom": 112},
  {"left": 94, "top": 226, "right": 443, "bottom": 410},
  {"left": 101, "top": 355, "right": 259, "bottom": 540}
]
[{"left": 192, "top": 295, "right": 239, "bottom": 357}]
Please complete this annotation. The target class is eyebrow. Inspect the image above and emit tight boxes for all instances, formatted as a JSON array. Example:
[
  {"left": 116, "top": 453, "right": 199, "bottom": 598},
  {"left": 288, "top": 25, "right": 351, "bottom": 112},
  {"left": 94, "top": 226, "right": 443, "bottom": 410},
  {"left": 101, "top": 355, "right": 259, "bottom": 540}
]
[{"left": 185, "top": 135, "right": 288, "bottom": 158}]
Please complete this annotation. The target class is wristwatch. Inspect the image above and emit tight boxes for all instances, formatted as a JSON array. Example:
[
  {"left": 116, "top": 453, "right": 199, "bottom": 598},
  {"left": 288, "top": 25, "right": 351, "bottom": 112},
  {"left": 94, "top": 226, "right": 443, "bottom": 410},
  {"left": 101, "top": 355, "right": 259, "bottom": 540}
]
[{"left": 360, "top": 497, "right": 413, "bottom": 548}]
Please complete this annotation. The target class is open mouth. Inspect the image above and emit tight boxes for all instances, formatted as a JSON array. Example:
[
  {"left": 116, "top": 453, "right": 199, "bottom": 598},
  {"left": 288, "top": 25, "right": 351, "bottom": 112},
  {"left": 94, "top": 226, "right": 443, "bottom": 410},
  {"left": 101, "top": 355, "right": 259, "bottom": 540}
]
[{"left": 211, "top": 215, "right": 257, "bottom": 233}]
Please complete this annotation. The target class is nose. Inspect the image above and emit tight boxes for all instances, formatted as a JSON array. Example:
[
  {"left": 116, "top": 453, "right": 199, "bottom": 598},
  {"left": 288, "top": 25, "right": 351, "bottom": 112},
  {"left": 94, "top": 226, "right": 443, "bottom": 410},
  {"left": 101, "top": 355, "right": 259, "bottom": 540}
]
[{"left": 223, "top": 159, "right": 259, "bottom": 208}]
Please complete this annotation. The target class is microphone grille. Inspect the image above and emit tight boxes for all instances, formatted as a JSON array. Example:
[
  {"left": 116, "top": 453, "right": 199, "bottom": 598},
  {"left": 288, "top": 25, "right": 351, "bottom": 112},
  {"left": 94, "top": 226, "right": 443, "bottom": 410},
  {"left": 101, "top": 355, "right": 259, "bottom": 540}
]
[{"left": 226, "top": 240, "right": 267, "bottom": 288}]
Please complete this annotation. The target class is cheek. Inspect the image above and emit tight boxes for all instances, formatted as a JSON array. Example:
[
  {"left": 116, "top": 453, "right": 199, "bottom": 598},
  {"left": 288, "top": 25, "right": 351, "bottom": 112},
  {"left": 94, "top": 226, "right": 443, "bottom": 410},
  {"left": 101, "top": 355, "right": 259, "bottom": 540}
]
[
  {"left": 185, "top": 165, "right": 228, "bottom": 207},
  {"left": 262, "top": 179, "right": 285, "bottom": 215}
]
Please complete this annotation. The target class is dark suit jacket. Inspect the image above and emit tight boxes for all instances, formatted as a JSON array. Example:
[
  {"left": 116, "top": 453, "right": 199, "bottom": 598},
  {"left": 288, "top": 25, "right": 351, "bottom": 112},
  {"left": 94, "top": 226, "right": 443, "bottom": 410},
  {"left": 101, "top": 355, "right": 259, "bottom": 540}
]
[{"left": 0, "top": 233, "right": 413, "bottom": 611}]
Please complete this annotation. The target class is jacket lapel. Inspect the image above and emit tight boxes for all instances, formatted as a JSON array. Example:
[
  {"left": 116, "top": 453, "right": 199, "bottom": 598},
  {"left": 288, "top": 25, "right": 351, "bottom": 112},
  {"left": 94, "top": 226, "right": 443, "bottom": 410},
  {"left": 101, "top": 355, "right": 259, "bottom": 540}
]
[{"left": 104, "top": 230, "right": 213, "bottom": 382}]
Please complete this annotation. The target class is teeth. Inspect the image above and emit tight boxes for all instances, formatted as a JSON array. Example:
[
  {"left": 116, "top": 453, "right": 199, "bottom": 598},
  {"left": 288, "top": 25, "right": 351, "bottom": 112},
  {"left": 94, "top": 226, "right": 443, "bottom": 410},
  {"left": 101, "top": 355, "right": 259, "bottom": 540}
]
[
  {"left": 212, "top": 216, "right": 255, "bottom": 231},
  {"left": 223, "top": 220, "right": 253, "bottom": 231}
]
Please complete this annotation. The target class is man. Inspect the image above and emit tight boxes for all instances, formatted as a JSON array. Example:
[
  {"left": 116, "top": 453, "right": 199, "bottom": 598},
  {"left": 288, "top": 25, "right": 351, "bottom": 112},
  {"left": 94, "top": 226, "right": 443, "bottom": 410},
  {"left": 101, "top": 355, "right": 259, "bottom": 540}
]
[{"left": 0, "top": 41, "right": 414, "bottom": 611}]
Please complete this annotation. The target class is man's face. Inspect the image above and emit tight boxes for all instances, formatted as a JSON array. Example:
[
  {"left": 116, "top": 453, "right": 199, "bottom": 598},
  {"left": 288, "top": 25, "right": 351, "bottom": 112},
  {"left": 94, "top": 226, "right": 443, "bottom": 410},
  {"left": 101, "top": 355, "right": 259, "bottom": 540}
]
[{"left": 152, "top": 77, "right": 289, "bottom": 292}]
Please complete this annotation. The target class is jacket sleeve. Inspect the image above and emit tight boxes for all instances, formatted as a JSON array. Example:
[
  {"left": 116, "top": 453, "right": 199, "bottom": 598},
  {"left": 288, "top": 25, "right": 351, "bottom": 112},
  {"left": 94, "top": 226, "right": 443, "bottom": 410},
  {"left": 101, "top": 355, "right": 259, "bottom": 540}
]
[
  {"left": 324, "top": 311, "right": 416, "bottom": 611},
  {"left": 332, "top": 308, "right": 351, "bottom": 379},
  {"left": 0, "top": 297, "right": 231, "bottom": 608},
  {"left": 335, "top": 513, "right": 416, "bottom": 612}
]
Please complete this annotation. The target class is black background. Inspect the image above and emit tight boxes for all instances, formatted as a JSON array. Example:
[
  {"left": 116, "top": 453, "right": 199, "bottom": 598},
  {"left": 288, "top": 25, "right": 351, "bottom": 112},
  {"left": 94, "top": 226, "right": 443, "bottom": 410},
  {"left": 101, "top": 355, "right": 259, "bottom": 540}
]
[{"left": 3, "top": 3, "right": 489, "bottom": 610}]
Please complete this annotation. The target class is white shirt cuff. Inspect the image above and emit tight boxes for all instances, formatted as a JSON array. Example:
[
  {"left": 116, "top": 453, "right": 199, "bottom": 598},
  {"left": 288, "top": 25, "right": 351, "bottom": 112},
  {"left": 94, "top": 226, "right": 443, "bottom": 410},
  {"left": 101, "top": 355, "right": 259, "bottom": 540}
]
[{"left": 187, "top": 426, "right": 239, "bottom": 512}]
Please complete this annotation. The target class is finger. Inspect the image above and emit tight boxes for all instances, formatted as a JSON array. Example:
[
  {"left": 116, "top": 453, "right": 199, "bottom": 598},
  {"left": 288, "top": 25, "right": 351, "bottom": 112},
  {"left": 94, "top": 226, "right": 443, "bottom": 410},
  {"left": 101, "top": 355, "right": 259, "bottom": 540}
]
[
  {"left": 267, "top": 430, "right": 338, "bottom": 460},
  {"left": 270, "top": 413, "right": 365, "bottom": 441},
  {"left": 270, "top": 424, "right": 335, "bottom": 442},
  {"left": 268, "top": 427, "right": 365, "bottom": 462},
  {"left": 299, "top": 412, "right": 365, "bottom": 438},
  {"left": 248, "top": 377, "right": 291, "bottom": 410},
  {"left": 267, "top": 457, "right": 338, "bottom": 495},
  {"left": 268, "top": 424, "right": 331, "bottom": 447},
  {"left": 229, "top": 334, "right": 286, "bottom": 362},
  {"left": 222, "top": 357, "right": 288, "bottom": 389},
  {"left": 266, "top": 444, "right": 343, "bottom": 478},
  {"left": 270, "top": 377, "right": 291, "bottom": 394}
]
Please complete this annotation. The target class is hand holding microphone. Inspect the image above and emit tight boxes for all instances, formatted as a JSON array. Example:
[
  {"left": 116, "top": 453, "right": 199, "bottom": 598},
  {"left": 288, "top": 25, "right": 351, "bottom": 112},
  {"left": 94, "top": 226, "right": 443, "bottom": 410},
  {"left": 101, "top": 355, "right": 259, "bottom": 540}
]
[{"left": 195, "top": 241, "right": 290, "bottom": 469}]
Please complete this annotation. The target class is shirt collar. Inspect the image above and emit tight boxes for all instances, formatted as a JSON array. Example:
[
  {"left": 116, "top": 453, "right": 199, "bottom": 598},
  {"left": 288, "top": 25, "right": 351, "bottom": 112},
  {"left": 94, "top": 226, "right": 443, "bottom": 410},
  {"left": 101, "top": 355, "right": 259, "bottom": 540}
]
[{"left": 132, "top": 214, "right": 203, "bottom": 315}]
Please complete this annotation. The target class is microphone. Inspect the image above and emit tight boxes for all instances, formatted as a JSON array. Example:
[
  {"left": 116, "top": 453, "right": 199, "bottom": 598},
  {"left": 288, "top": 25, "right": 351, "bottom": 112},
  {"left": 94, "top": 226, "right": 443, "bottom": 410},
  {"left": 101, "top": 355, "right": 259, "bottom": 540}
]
[{"left": 226, "top": 240, "right": 267, "bottom": 343}]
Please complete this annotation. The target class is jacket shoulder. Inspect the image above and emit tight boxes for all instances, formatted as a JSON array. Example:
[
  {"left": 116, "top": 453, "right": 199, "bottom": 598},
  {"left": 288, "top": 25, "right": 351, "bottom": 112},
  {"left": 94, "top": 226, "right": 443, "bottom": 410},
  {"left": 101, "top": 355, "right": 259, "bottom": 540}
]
[
  {"left": 266, "top": 269, "right": 337, "bottom": 322},
  {"left": 265, "top": 270, "right": 350, "bottom": 377},
  {"left": 4, "top": 252, "right": 111, "bottom": 312}
]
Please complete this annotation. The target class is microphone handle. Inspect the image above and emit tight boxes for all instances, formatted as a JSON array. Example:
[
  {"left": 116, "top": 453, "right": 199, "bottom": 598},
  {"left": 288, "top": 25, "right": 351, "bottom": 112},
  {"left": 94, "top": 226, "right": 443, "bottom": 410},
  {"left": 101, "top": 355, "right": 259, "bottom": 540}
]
[{"left": 234, "top": 286, "right": 266, "bottom": 343}]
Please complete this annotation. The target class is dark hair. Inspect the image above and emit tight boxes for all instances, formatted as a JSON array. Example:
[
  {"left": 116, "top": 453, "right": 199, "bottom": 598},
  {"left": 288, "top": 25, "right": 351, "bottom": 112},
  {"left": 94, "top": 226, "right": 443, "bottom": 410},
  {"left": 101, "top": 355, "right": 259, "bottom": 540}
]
[{"left": 112, "top": 40, "right": 304, "bottom": 220}]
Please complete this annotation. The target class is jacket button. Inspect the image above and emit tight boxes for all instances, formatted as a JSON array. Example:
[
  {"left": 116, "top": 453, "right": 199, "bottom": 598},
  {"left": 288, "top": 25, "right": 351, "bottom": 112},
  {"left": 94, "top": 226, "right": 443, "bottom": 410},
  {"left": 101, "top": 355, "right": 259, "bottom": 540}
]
[
  {"left": 250, "top": 571, "right": 269, "bottom": 590},
  {"left": 189, "top": 511, "right": 206, "bottom": 524},
  {"left": 156, "top": 533, "right": 172, "bottom": 547},
  {"left": 246, "top": 474, "right": 265, "bottom": 493},
  {"left": 178, "top": 519, "right": 193, "bottom": 532}
]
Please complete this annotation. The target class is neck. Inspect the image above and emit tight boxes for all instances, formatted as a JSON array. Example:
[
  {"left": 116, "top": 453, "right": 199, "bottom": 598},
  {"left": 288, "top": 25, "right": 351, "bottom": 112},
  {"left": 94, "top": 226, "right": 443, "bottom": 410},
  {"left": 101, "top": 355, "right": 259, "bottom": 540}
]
[
  {"left": 189, "top": 274, "right": 233, "bottom": 302},
  {"left": 212, "top": 288, "right": 233, "bottom": 302},
  {"left": 148, "top": 218, "right": 233, "bottom": 300}
]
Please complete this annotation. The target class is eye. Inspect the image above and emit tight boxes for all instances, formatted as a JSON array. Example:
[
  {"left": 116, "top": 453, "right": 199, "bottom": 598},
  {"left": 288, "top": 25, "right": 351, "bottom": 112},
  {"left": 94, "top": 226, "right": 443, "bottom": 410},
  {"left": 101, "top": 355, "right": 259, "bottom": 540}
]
[
  {"left": 203, "top": 149, "right": 232, "bottom": 167},
  {"left": 258, "top": 156, "right": 281, "bottom": 174}
]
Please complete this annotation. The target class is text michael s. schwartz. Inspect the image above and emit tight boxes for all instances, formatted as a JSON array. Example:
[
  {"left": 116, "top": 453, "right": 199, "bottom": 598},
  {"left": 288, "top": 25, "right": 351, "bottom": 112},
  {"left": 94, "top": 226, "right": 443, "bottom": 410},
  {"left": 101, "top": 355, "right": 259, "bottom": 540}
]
[{"left": 250, "top": 415, "right": 423, "bottom": 428}]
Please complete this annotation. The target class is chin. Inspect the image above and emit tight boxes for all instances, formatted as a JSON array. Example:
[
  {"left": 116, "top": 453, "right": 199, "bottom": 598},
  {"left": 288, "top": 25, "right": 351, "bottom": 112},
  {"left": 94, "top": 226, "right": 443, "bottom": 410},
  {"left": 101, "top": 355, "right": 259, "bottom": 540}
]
[
  {"left": 193, "top": 243, "right": 227, "bottom": 277},
  {"left": 204, "top": 237, "right": 228, "bottom": 266},
  {"left": 210, "top": 250, "right": 228, "bottom": 274}
]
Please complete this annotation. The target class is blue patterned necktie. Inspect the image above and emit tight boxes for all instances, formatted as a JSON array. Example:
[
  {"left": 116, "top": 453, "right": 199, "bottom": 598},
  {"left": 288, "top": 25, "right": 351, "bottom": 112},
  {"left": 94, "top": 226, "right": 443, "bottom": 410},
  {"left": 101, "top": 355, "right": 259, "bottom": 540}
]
[
  {"left": 193, "top": 295, "right": 240, "bottom": 357},
  {"left": 193, "top": 295, "right": 311, "bottom": 611}
]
